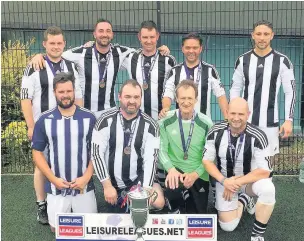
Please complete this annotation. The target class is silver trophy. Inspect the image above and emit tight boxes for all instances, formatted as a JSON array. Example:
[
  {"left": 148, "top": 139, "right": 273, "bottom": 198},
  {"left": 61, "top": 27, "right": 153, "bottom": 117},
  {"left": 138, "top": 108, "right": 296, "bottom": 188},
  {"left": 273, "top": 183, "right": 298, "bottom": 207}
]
[{"left": 128, "top": 187, "right": 158, "bottom": 241}]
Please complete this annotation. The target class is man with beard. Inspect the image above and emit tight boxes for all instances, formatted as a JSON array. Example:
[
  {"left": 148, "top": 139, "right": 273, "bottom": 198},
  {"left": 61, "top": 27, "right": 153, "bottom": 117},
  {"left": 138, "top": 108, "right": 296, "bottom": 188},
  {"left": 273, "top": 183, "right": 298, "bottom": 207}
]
[
  {"left": 91, "top": 79, "right": 165, "bottom": 213},
  {"left": 202, "top": 97, "right": 275, "bottom": 241},
  {"left": 30, "top": 19, "right": 169, "bottom": 119},
  {"left": 230, "top": 20, "right": 296, "bottom": 159},
  {"left": 20, "top": 26, "right": 83, "bottom": 225},
  {"left": 32, "top": 72, "right": 97, "bottom": 232}
]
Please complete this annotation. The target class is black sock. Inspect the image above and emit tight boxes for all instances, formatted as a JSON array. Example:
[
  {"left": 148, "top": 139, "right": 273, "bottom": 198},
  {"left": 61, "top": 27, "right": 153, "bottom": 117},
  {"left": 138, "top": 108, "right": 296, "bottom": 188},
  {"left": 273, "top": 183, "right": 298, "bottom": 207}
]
[
  {"left": 252, "top": 219, "right": 267, "bottom": 237},
  {"left": 238, "top": 193, "right": 250, "bottom": 208}
]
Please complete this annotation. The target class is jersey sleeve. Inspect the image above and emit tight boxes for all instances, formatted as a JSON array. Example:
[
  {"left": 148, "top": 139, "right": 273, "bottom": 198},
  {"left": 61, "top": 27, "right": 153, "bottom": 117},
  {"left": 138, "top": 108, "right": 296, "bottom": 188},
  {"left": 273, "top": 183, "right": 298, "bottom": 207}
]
[
  {"left": 280, "top": 57, "right": 296, "bottom": 121},
  {"left": 142, "top": 122, "right": 160, "bottom": 188},
  {"left": 71, "top": 63, "right": 84, "bottom": 100},
  {"left": 253, "top": 132, "right": 272, "bottom": 171},
  {"left": 91, "top": 119, "right": 111, "bottom": 182},
  {"left": 20, "top": 66, "right": 36, "bottom": 100},
  {"left": 31, "top": 117, "right": 48, "bottom": 152},
  {"left": 210, "top": 66, "right": 226, "bottom": 98},
  {"left": 162, "top": 68, "right": 176, "bottom": 100},
  {"left": 202, "top": 129, "right": 217, "bottom": 162},
  {"left": 116, "top": 45, "right": 136, "bottom": 71},
  {"left": 62, "top": 46, "right": 84, "bottom": 74},
  {"left": 158, "top": 120, "right": 174, "bottom": 171},
  {"left": 230, "top": 57, "right": 244, "bottom": 100}
]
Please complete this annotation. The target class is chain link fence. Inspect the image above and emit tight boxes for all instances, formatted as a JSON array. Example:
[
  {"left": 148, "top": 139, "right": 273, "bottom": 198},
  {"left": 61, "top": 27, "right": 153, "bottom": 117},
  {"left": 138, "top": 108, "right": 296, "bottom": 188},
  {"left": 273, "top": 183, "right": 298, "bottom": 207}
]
[{"left": 1, "top": 1, "right": 303, "bottom": 174}]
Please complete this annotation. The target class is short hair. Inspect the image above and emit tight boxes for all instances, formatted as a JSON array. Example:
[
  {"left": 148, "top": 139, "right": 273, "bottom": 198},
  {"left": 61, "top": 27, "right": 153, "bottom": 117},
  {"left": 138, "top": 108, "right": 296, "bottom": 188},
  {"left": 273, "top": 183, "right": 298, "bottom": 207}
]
[
  {"left": 119, "top": 79, "right": 142, "bottom": 96},
  {"left": 175, "top": 79, "right": 198, "bottom": 99},
  {"left": 43, "top": 26, "right": 64, "bottom": 41},
  {"left": 95, "top": 18, "right": 113, "bottom": 30},
  {"left": 182, "top": 33, "right": 203, "bottom": 46},
  {"left": 53, "top": 72, "right": 75, "bottom": 90},
  {"left": 253, "top": 20, "right": 273, "bottom": 31},
  {"left": 139, "top": 20, "right": 159, "bottom": 32}
]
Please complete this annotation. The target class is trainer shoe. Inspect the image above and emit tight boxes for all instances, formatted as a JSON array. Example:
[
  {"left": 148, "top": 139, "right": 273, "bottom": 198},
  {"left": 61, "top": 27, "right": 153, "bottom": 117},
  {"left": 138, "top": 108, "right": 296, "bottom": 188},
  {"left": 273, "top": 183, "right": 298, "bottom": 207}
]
[
  {"left": 246, "top": 197, "right": 256, "bottom": 215},
  {"left": 37, "top": 202, "right": 48, "bottom": 225},
  {"left": 251, "top": 236, "right": 264, "bottom": 241}
]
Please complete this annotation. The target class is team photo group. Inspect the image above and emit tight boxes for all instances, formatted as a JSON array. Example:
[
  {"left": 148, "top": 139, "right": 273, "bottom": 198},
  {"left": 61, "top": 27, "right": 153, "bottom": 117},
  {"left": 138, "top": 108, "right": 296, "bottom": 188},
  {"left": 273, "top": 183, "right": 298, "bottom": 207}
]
[{"left": 21, "top": 18, "right": 296, "bottom": 241}]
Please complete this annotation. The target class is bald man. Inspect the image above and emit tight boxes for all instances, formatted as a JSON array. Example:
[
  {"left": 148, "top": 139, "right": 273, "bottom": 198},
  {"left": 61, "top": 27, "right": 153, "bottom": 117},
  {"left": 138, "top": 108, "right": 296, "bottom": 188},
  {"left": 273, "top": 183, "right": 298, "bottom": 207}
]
[{"left": 202, "top": 97, "right": 275, "bottom": 241}]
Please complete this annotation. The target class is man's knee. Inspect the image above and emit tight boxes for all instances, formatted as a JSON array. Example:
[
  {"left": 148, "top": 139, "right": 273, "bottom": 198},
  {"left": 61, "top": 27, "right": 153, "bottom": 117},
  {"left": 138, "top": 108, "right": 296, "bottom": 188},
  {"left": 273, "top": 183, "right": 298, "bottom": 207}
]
[
  {"left": 219, "top": 218, "right": 240, "bottom": 232},
  {"left": 253, "top": 179, "right": 276, "bottom": 205}
]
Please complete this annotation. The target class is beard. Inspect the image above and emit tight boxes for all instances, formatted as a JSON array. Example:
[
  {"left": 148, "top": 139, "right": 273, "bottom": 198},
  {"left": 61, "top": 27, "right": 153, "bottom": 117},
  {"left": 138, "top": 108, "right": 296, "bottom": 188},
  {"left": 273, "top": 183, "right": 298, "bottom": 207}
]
[
  {"left": 96, "top": 37, "right": 112, "bottom": 48},
  {"left": 57, "top": 97, "right": 75, "bottom": 109},
  {"left": 120, "top": 102, "right": 140, "bottom": 115}
]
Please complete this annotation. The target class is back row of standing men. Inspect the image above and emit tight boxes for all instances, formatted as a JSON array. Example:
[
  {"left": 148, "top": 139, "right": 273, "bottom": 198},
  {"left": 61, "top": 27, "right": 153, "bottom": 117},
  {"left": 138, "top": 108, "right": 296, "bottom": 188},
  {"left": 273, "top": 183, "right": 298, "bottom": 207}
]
[{"left": 21, "top": 18, "right": 295, "bottom": 241}]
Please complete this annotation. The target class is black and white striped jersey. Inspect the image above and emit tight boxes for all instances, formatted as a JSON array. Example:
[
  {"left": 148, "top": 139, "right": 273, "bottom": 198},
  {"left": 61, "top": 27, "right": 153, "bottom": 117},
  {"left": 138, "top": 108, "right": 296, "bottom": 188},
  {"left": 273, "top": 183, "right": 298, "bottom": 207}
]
[
  {"left": 202, "top": 121, "right": 272, "bottom": 178},
  {"left": 162, "top": 61, "right": 226, "bottom": 118},
  {"left": 91, "top": 107, "right": 159, "bottom": 190},
  {"left": 20, "top": 57, "right": 82, "bottom": 122},
  {"left": 62, "top": 44, "right": 135, "bottom": 115},
  {"left": 230, "top": 49, "right": 296, "bottom": 127},
  {"left": 125, "top": 50, "right": 176, "bottom": 120}
]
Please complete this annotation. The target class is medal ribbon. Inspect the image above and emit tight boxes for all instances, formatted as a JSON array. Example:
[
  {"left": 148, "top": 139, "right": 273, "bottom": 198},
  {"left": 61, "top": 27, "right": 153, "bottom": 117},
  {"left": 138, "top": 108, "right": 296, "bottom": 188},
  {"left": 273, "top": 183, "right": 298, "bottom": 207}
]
[
  {"left": 178, "top": 110, "right": 196, "bottom": 159},
  {"left": 141, "top": 50, "right": 159, "bottom": 85},
  {"left": 45, "top": 55, "right": 64, "bottom": 76},
  {"left": 227, "top": 127, "right": 245, "bottom": 175},
  {"left": 183, "top": 61, "right": 202, "bottom": 85},
  {"left": 93, "top": 44, "right": 112, "bottom": 84},
  {"left": 119, "top": 110, "right": 141, "bottom": 149}
]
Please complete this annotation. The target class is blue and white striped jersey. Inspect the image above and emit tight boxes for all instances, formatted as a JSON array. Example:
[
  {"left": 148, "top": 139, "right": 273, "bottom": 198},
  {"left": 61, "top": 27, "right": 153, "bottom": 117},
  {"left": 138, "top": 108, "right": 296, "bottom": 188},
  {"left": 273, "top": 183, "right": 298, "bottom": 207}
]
[{"left": 32, "top": 105, "right": 96, "bottom": 195}]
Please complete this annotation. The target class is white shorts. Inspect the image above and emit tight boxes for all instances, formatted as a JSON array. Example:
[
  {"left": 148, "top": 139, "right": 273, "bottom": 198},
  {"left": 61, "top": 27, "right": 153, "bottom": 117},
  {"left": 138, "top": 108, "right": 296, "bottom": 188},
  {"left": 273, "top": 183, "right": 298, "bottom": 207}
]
[
  {"left": 47, "top": 190, "right": 97, "bottom": 227},
  {"left": 215, "top": 178, "right": 273, "bottom": 212},
  {"left": 259, "top": 127, "right": 279, "bottom": 156}
]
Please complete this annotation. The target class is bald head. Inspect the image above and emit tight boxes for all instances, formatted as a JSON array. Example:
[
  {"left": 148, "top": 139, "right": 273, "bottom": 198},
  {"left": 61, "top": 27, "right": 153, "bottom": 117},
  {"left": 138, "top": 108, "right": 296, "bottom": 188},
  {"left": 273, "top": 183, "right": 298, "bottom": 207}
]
[
  {"left": 229, "top": 97, "right": 249, "bottom": 113},
  {"left": 227, "top": 97, "right": 250, "bottom": 133}
]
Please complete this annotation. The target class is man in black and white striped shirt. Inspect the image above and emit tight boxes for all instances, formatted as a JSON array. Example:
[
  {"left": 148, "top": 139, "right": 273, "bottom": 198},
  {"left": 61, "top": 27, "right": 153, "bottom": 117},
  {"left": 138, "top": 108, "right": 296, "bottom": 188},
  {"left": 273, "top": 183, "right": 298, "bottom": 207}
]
[
  {"left": 91, "top": 79, "right": 165, "bottom": 213},
  {"left": 160, "top": 33, "right": 228, "bottom": 119},
  {"left": 203, "top": 98, "right": 275, "bottom": 241},
  {"left": 20, "top": 26, "right": 83, "bottom": 225},
  {"left": 125, "top": 21, "right": 176, "bottom": 120},
  {"left": 230, "top": 20, "right": 296, "bottom": 157}
]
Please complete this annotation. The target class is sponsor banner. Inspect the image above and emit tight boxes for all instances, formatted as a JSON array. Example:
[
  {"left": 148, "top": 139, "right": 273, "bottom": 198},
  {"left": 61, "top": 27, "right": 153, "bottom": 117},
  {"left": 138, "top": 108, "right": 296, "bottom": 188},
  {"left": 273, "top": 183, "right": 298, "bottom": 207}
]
[{"left": 56, "top": 213, "right": 217, "bottom": 241}]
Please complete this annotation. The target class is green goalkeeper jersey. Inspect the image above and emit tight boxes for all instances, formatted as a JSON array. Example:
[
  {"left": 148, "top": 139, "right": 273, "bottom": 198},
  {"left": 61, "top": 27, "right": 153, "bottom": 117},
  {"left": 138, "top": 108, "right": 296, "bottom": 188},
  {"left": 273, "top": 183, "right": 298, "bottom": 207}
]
[{"left": 158, "top": 109, "right": 213, "bottom": 181}]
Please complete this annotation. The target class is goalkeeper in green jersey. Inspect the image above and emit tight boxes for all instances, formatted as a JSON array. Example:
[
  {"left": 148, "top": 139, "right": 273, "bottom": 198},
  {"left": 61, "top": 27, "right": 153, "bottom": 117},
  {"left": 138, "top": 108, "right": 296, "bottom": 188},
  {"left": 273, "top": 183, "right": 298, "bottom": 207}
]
[{"left": 157, "top": 80, "right": 213, "bottom": 213}]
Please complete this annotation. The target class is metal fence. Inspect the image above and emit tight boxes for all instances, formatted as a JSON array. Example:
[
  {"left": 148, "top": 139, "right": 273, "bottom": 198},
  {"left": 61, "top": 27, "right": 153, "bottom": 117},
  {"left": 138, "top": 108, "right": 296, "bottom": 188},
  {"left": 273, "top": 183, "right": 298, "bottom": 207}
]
[{"left": 1, "top": 1, "right": 303, "bottom": 174}]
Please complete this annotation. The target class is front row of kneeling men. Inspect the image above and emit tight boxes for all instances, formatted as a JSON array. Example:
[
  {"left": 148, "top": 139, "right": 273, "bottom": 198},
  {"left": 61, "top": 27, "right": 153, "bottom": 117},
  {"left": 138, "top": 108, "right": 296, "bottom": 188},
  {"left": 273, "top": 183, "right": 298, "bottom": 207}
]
[{"left": 32, "top": 72, "right": 275, "bottom": 241}]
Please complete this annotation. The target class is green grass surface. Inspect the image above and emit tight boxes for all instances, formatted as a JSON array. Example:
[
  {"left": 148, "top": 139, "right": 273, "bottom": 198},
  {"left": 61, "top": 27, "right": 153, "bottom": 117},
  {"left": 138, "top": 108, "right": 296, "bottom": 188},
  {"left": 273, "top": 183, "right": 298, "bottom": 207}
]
[{"left": 2, "top": 176, "right": 304, "bottom": 241}]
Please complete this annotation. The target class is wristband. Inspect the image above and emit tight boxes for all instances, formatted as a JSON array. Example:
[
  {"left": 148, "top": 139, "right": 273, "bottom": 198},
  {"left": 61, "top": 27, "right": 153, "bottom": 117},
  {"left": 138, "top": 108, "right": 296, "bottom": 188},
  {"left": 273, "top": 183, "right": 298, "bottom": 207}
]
[{"left": 220, "top": 177, "right": 226, "bottom": 186}]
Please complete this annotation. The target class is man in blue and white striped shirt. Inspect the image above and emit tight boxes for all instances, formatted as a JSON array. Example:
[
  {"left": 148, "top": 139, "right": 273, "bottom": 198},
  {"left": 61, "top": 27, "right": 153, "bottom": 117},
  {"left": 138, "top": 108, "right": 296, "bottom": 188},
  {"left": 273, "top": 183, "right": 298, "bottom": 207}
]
[{"left": 32, "top": 72, "right": 97, "bottom": 231}]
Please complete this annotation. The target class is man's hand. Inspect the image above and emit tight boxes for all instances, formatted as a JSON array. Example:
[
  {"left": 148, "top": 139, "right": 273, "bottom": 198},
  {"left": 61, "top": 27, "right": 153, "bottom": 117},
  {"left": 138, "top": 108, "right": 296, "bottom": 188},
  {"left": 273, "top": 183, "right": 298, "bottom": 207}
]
[
  {"left": 158, "top": 108, "right": 170, "bottom": 119},
  {"left": 70, "top": 176, "right": 90, "bottom": 192},
  {"left": 279, "top": 120, "right": 293, "bottom": 139},
  {"left": 222, "top": 188, "right": 235, "bottom": 201},
  {"left": 29, "top": 54, "right": 45, "bottom": 71},
  {"left": 103, "top": 184, "right": 118, "bottom": 205},
  {"left": 180, "top": 172, "right": 199, "bottom": 189},
  {"left": 52, "top": 177, "right": 70, "bottom": 190},
  {"left": 223, "top": 176, "right": 242, "bottom": 193},
  {"left": 157, "top": 45, "right": 170, "bottom": 56},
  {"left": 165, "top": 167, "right": 182, "bottom": 189},
  {"left": 27, "top": 127, "right": 34, "bottom": 141},
  {"left": 83, "top": 41, "right": 94, "bottom": 48}
]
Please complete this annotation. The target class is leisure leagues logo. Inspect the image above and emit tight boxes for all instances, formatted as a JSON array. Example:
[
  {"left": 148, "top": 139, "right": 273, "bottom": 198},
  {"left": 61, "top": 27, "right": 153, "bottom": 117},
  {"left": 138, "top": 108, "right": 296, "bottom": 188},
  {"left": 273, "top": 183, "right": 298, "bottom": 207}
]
[
  {"left": 57, "top": 215, "right": 85, "bottom": 237},
  {"left": 187, "top": 217, "right": 214, "bottom": 239}
]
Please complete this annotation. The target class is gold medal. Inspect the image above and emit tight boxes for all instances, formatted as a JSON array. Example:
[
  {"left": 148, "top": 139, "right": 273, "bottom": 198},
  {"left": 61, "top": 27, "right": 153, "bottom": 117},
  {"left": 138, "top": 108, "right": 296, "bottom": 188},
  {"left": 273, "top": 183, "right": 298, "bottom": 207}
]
[
  {"left": 99, "top": 79, "right": 105, "bottom": 88},
  {"left": 124, "top": 146, "right": 131, "bottom": 155},
  {"left": 143, "top": 81, "right": 149, "bottom": 90},
  {"left": 183, "top": 153, "right": 188, "bottom": 160}
]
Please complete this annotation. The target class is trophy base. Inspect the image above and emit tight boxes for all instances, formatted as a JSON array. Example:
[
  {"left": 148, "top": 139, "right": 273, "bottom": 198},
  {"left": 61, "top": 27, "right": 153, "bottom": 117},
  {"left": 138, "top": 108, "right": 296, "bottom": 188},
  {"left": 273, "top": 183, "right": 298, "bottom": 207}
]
[{"left": 135, "top": 237, "right": 145, "bottom": 241}]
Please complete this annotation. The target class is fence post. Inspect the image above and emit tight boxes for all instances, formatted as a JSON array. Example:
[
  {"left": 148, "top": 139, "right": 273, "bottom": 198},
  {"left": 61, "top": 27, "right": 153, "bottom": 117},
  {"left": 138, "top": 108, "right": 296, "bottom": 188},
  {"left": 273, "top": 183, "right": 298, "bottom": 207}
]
[{"left": 156, "top": 1, "right": 161, "bottom": 47}]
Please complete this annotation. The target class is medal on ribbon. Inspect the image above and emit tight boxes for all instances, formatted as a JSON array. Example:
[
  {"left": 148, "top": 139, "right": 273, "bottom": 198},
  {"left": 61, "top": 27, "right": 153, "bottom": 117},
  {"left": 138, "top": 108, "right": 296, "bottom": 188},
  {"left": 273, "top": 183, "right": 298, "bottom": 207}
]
[
  {"left": 99, "top": 79, "right": 106, "bottom": 88},
  {"left": 183, "top": 61, "right": 202, "bottom": 85},
  {"left": 178, "top": 110, "right": 196, "bottom": 161},
  {"left": 94, "top": 45, "right": 111, "bottom": 89},
  {"left": 141, "top": 51, "right": 158, "bottom": 91}
]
